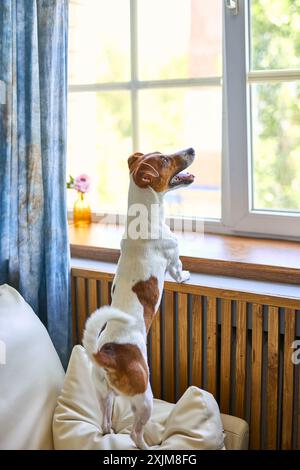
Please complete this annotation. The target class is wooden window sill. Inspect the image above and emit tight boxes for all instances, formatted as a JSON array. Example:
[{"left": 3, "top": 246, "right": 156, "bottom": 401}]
[{"left": 69, "top": 222, "right": 300, "bottom": 285}]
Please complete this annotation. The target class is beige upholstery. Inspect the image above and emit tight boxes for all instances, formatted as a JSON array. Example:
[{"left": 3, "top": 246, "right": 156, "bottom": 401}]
[
  {"left": 53, "top": 345, "right": 248, "bottom": 450},
  {"left": 221, "top": 414, "right": 249, "bottom": 450},
  {"left": 0, "top": 284, "right": 65, "bottom": 450},
  {"left": 53, "top": 346, "right": 225, "bottom": 450},
  {"left": 0, "top": 283, "right": 248, "bottom": 450}
]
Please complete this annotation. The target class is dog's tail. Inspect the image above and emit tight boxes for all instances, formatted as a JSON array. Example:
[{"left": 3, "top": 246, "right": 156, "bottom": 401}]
[{"left": 82, "top": 305, "right": 134, "bottom": 356}]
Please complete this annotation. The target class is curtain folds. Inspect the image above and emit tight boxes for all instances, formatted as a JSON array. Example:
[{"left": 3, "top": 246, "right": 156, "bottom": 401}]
[{"left": 0, "top": 0, "right": 71, "bottom": 367}]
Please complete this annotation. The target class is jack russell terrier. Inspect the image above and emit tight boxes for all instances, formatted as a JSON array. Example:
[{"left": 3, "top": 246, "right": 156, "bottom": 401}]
[{"left": 83, "top": 147, "right": 195, "bottom": 449}]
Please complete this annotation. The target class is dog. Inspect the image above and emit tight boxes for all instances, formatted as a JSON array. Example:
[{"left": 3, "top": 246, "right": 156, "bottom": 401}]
[{"left": 83, "top": 148, "right": 195, "bottom": 449}]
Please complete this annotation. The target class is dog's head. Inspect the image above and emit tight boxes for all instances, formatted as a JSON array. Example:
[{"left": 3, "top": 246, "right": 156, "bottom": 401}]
[
  {"left": 93, "top": 342, "right": 148, "bottom": 396},
  {"left": 128, "top": 148, "right": 195, "bottom": 192}
]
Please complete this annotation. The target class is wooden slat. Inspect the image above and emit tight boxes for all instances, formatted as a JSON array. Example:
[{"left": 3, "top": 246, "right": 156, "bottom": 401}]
[
  {"left": 87, "top": 279, "right": 98, "bottom": 314},
  {"left": 70, "top": 267, "right": 300, "bottom": 450},
  {"left": 151, "top": 308, "right": 161, "bottom": 399},
  {"left": 192, "top": 295, "right": 202, "bottom": 388},
  {"left": 76, "top": 277, "right": 87, "bottom": 343},
  {"left": 281, "top": 308, "right": 296, "bottom": 450},
  {"left": 72, "top": 268, "right": 114, "bottom": 282},
  {"left": 220, "top": 299, "right": 232, "bottom": 414},
  {"left": 164, "top": 284, "right": 300, "bottom": 310},
  {"left": 178, "top": 293, "right": 188, "bottom": 397},
  {"left": 71, "top": 275, "right": 78, "bottom": 344},
  {"left": 250, "top": 304, "right": 263, "bottom": 449},
  {"left": 108, "top": 282, "right": 112, "bottom": 304},
  {"left": 267, "top": 306, "right": 279, "bottom": 450},
  {"left": 164, "top": 291, "right": 175, "bottom": 402},
  {"left": 298, "top": 368, "right": 300, "bottom": 450},
  {"left": 71, "top": 268, "right": 300, "bottom": 310},
  {"left": 206, "top": 297, "right": 217, "bottom": 396},
  {"left": 101, "top": 280, "right": 110, "bottom": 306},
  {"left": 235, "top": 301, "right": 247, "bottom": 419}
]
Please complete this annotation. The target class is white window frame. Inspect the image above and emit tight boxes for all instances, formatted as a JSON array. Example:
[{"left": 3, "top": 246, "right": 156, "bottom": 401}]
[
  {"left": 68, "top": 0, "right": 300, "bottom": 241},
  {"left": 223, "top": 0, "right": 300, "bottom": 239},
  {"left": 68, "top": 0, "right": 222, "bottom": 231}
]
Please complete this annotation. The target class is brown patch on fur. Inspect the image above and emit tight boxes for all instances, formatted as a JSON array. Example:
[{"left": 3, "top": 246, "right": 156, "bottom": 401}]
[
  {"left": 93, "top": 343, "right": 148, "bottom": 396},
  {"left": 127, "top": 152, "right": 144, "bottom": 172},
  {"left": 128, "top": 151, "right": 188, "bottom": 192},
  {"left": 132, "top": 276, "right": 159, "bottom": 332}
]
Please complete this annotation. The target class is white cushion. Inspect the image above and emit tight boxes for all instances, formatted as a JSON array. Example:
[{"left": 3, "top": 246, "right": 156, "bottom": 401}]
[
  {"left": 0, "top": 284, "right": 65, "bottom": 449},
  {"left": 53, "top": 345, "right": 224, "bottom": 450}
]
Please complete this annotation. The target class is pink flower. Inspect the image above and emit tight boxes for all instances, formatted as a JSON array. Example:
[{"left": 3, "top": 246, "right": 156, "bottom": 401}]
[{"left": 74, "top": 174, "right": 91, "bottom": 193}]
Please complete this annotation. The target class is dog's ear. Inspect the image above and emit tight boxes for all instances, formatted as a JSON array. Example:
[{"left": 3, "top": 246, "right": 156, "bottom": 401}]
[
  {"left": 128, "top": 152, "right": 144, "bottom": 170},
  {"left": 133, "top": 161, "right": 160, "bottom": 188}
]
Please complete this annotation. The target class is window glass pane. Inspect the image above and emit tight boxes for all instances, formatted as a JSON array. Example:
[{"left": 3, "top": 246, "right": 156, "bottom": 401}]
[
  {"left": 67, "top": 92, "right": 131, "bottom": 213},
  {"left": 69, "top": 0, "right": 130, "bottom": 84},
  {"left": 250, "top": 0, "right": 300, "bottom": 70},
  {"left": 139, "top": 87, "right": 222, "bottom": 218},
  {"left": 137, "top": 0, "right": 222, "bottom": 80},
  {"left": 251, "top": 82, "right": 300, "bottom": 212}
]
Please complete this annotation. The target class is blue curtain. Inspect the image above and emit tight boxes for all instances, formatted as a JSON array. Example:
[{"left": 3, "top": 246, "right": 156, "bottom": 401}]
[{"left": 0, "top": 0, "right": 71, "bottom": 367}]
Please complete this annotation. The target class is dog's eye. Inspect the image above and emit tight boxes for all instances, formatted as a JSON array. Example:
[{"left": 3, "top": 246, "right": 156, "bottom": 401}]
[{"left": 161, "top": 157, "right": 169, "bottom": 167}]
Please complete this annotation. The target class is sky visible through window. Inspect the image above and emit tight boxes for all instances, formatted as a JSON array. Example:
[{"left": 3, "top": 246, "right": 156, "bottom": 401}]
[{"left": 67, "top": 0, "right": 222, "bottom": 218}]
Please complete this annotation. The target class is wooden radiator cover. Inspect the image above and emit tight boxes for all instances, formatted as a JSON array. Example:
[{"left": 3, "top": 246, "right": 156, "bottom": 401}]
[{"left": 71, "top": 267, "right": 300, "bottom": 450}]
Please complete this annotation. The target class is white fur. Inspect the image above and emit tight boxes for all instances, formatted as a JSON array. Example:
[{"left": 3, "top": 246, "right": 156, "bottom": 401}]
[
  {"left": 111, "top": 176, "right": 190, "bottom": 335},
  {"left": 83, "top": 306, "right": 135, "bottom": 356},
  {"left": 83, "top": 154, "right": 193, "bottom": 449}
]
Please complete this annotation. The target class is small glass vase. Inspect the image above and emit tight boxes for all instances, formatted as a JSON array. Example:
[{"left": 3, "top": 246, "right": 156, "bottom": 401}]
[{"left": 73, "top": 191, "right": 92, "bottom": 227}]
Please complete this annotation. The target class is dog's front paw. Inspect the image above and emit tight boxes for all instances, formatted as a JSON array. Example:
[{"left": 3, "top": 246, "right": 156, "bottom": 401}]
[{"left": 178, "top": 270, "right": 190, "bottom": 283}]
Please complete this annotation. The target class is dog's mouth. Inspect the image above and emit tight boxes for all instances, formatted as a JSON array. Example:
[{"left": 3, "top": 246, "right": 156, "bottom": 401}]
[
  {"left": 169, "top": 169, "right": 195, "bottom": 187},
  {"left": 168, "top": 148, "right": 195, "bottom": 188}
]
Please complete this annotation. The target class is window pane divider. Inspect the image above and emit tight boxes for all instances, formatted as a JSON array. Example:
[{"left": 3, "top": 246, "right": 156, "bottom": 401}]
[
  {"left": 130, "top": 0, "right": 139, "bottom": 150},
  {"left": 68, "top": 76, "right": 222, "bottom": 93},
  {"left": 134, "top": 77, "right": 222, "bottom": 88},
  {"left": 248, "top": 69, "right": 300, "bottom": 83}
]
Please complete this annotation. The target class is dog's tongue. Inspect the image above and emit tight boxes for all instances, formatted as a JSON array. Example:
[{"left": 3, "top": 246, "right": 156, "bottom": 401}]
[{"left": 172, "top": 171, "right": 195, "bottom": 183}]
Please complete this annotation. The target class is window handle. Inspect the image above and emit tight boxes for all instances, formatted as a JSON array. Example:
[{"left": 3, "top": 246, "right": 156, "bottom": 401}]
[{"left": 225, "top": 0, "right": 239, "bottom": 15}]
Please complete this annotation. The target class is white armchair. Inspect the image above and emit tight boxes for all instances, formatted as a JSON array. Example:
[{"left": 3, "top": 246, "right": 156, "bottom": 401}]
[{"left": 0, "top": 284, "right": 64, "bottom": 449}]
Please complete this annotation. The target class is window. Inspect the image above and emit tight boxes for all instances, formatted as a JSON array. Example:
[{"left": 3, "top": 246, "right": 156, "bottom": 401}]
[
  {"left": 68, "top": 1, "right": 300, "bottom": 238},
  {"left": 224, "top": 0, "right": 300, "bottom": 238},
  {"left": 68, "top": 0, "right": 222, "bottom": 219},
  {"left": 250, "top": 0, "right": 300, "bottom": 213}
]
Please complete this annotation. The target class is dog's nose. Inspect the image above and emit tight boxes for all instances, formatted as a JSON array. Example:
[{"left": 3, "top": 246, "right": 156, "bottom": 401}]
[{"left": 186, "top": 147, "right": 195, "bottom": 156}]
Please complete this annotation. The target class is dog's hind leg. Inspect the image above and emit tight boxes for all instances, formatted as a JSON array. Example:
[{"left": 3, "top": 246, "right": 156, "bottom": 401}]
[
  {"left": 130, "top": 386, "right": 153, "bottom": 450},
  {"left": 92, "top": 366, "right": 113, "bottom": 435},
  {"left": 99, "top": 391, "right": 113, "bottom": 434}
]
